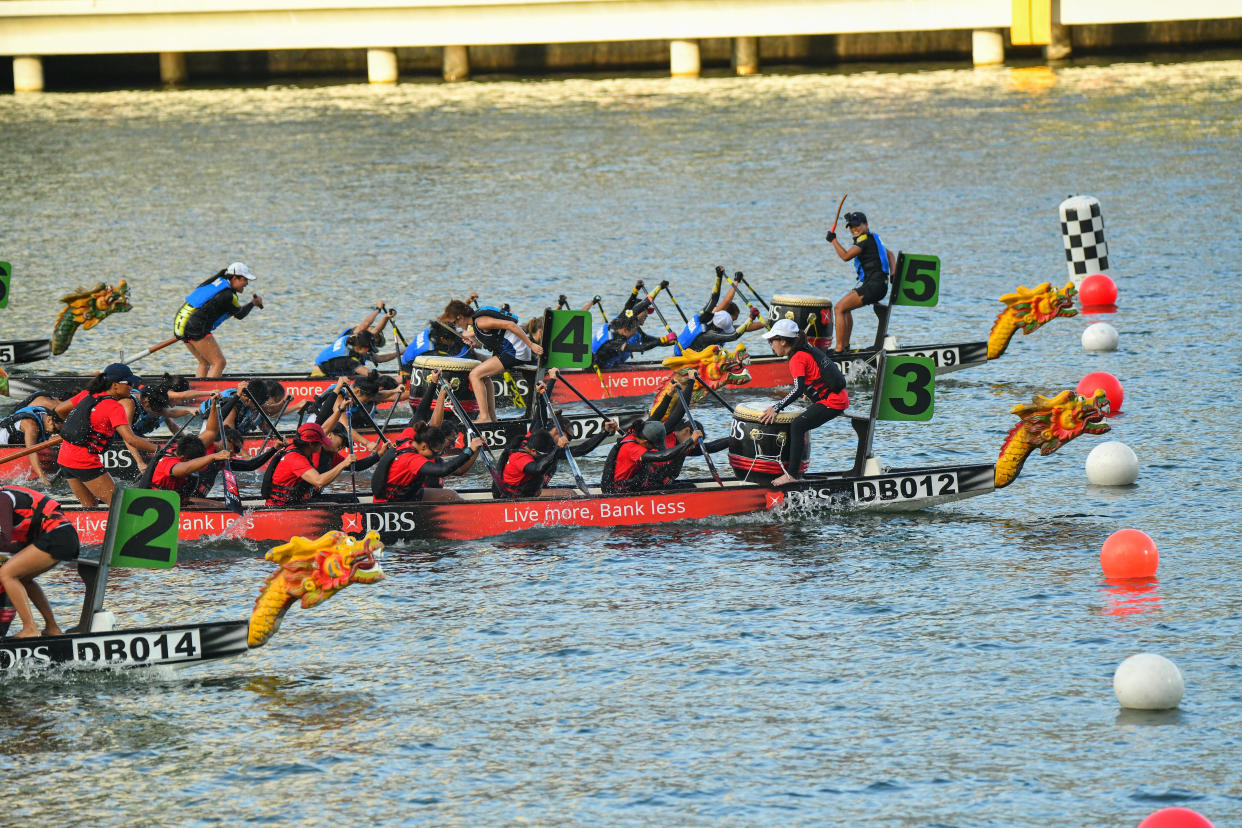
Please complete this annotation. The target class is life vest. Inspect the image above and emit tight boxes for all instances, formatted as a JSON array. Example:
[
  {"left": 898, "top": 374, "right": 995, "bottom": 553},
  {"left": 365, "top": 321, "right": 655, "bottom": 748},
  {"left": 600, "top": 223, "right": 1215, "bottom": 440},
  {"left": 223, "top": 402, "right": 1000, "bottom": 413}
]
[
  {"left": 402, "top": 328, "right": 435, "bottom": 364},
  {"left": 600, "top": 432, "right": 646, "bottom": 494},
  {"left": 673, "top": 316, "right": 704, "bottom": 356},
  {"left": 60, "top": 392, "right": 112, "bottom": 452},
  {"left": 0, "top": 486, "right": 66, "bottom": 553},
  {"left": 0, "top": 405, "right": 53, "bottom": 444},
  {"left": 795, "top": 345, "right": 847, "bottom": 402},
  {"left": 591, "top": 325, "right": 610, "bottom": 355},
  {"left": 315, "top": 328, "right": 355, "bottom": 368},
  {"left": 129, "top": 390, "right": 163, "bottom": 437},
  {"left": 371, "top": 447, "right": 430, "bottom": 502},
  {"left": 261, "top": 446, "right": 318, "bottom": 506},
  {"left": 173, "top": 276, "right": 234, "bottom": 337},
  {"left": 150, "top": 455, "right": 199, "bottom": 501},
  {"left": 853, "top": 232, "right": 891, "bottom": 284},
  {"left": 471, "top": 306, "right": 517, "bottom": 354}
]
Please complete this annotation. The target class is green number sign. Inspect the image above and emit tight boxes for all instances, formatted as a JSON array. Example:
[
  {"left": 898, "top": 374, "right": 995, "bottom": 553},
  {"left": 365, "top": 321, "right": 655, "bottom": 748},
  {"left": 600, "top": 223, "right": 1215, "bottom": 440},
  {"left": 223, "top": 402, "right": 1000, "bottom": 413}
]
[
  {"left": 0, "top": 262, "right": 10, "bottom": 309},
  {"left": 104, "top": 489, "right": 180, "bottom": 569},
  {"left": 543, "top": 309, "right": 592, "bottom": 370},
  {"left": 877, "top": 355, "right": 935, "bottom": 421},
  {"left": 892, "top": 254, "right": 940, "bottom": 307}
]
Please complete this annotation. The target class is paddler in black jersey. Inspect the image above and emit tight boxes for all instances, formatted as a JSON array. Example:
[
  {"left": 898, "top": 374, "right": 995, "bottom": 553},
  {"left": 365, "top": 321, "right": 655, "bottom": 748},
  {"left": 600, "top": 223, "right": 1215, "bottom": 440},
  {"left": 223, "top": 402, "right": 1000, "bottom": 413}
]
[
  {"left": 759, "top": 318, "right": 850, "bottom": 486},
  {"left": 1, "top": 485, "right": 81, "bottom": 638},
  {"left": 172, "top": 262, "right": 264, "bottom": 377},
  {"left": 466, "top": 305, "right": 544, "bottom": 423},
  {"left": 826, "top": 211, "right": 898, "bottom": 353},
  {"left": 313, "top": 303, "right": 401, "bottom": 377}
]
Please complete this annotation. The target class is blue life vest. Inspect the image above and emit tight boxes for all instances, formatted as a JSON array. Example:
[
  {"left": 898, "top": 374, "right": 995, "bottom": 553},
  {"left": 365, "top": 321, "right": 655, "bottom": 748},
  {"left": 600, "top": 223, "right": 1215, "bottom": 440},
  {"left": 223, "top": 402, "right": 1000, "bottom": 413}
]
[
  {"left": 853, "top": 232, "right": 891, "bottom": 284},
  {"left": 591, "top": 325, "right": 610, "bottom": 355},
  {"left": 0, "top": 406, "right": 52, "bottom": 443},
  {"left": 173, "top": 276, "right": 234, "bottom": 335},
  {"left": 315, "top": 329, "right": 354, "bottom": 368},
  {"left": 129, "top": 390, "right": 163, "bottom": 437},
  {"left": 673, "top": 316, "right": 704, "bottom": 356},
  {"left": 402, "top": 328, "right": 434, "bottom": 364}
]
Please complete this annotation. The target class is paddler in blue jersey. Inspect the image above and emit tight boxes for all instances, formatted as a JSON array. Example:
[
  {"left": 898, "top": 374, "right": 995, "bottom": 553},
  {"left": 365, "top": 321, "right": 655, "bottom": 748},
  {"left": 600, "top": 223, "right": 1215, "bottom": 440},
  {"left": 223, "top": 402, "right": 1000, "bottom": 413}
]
[
  {"left": 313, "top": 303, "right": 400, "bottom": 377},
  {"left": 826, "top": 211, "right": 898, "bottom": 353},
  {"left": 672, "top": 267, "right": 764, "bottom": 355},
  {"left": 591, "top": 312, "right": 672, "bottom": 370},
  {"left": 172, "top": 262, "right": 264, "bottom": 377},
  {"left": 398, "top": 319, "right": 474, "bottom": 378}
]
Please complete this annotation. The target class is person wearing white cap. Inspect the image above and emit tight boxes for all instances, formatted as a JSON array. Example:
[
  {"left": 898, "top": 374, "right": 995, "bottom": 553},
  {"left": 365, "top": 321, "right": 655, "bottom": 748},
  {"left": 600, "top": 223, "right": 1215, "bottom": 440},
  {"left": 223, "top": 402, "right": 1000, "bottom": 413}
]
[
  {"left": 172, "top": 262, "right": 264, "bottom": 377},
  {"left": 672, "top": 267, "right": 764, "bottom": 355},
  {"left": 760, "top": 319, "right": 850, "bottom": 486},
  {"left": 826, "top": 211, "right": 898, "bottom": 353}
]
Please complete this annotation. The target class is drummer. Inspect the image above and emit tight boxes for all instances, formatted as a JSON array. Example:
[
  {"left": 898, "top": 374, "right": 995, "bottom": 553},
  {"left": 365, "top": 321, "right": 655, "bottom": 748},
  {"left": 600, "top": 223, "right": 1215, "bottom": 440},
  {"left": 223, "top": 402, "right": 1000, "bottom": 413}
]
[
  {"left": 466, "top": 304, "right": 544, "bottom": 423},
  {"left": 826, "top": 211, "right": 897, "bottom": 353},
  {"left": 0, "top": 485, "right": 80, "bottom": 638},
  {"left": 759, "top": 318, "right": 850, "bottom": 486}
]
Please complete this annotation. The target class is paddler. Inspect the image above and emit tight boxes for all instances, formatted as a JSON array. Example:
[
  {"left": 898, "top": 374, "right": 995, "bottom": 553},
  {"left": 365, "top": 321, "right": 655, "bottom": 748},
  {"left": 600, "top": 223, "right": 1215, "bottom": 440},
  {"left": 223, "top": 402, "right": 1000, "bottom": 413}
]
[
  {"left": 0, "top": 393, "right": 62, "bottom": 487},
  {"left": 759, "top": 318, "right": 850, "bottom": 486},
  {"left": 172, "top": 262, "right": 264, "bottom": 377},
  {"left": 672, "top": 267, "right": 764, "bottom": 354},
  {"left": 371, "top": 423, "right": 484, "bottom": 504},
  {"left": 52, "top": 363, "right": 161, "bottom": 508},
  {"left": 466, "top": 304, "right": 544, "bottom": 423},
  {"left": 262, "top": 422, "right": 361, "bottom": 506},
  {"left": 313, "top": 303, "right": 400, "bottom": 377},
  {"left": 148, "top": 437, "right": 235, "bottom": 506},
  {"left": 826, "top": 211, "right": 897, "bottom": 353},
  {"left": 0, "top": 485, "right": 81, "bottom": 638},
  {"left": 592, "top": 313, "right": 672, "bottom": 370},
  {"left": 600, "top": 419, "right": 705, "bottom": 495}
]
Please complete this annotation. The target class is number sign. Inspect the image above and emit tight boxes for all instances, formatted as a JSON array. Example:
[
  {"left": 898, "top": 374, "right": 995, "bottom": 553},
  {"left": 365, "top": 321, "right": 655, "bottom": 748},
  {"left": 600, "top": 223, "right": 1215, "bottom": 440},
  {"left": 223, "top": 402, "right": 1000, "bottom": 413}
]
[
  {"left": 105, "top": 489, "right": 180, "bottom": 569},
  {"left": 893, "top": 254, "right": 940, "bottom": 307},
  {"left": 0, "top": 261, "right": 10, "bottom": 309},
  {"left": 877, "top": 355, "right": 935, "bottom": 421},
  {"left": 543, "top": 309, "right": 592, "bottom": 370}
]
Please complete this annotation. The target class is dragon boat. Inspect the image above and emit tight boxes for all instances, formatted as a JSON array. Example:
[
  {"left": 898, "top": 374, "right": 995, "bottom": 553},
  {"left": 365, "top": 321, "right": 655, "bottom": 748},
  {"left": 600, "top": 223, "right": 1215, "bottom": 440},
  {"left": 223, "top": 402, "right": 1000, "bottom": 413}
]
[{"left": 1, "top": 488, "right": 384, "bottom": 672}]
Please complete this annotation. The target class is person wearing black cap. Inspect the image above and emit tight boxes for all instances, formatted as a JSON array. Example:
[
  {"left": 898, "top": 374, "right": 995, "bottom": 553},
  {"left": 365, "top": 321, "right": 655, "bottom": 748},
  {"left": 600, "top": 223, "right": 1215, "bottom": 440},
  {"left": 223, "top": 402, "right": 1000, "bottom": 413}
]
[
  {"left": 0, "top": 485, "right": 81, "bottom": 638},
  {"left": 52, "top": 363, "right": 162, "bottom": 508},
  {"left": 600, "top": 419, "right": 704, "bottom": 495},
  {"left": 826, "top": 211, "right": 898, "bottom": 353},
  {"left": 173, "top": 262, "right": 264, "bottom": 378}
]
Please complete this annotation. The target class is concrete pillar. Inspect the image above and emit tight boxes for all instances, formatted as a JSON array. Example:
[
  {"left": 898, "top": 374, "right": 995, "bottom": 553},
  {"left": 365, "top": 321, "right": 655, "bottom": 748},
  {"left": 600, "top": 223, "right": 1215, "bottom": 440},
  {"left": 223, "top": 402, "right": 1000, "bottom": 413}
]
[
  {"left": 159, "top": 52, "right": 187, "bottom": 85},
  {"left": 670, "top": 39, "right": 701, "bottom": 77},
  {"left": 367, "top": 48, "right": 399, "bottom": 84},
  {"left": 1045, "top": 0, "right": 1072, "bottom": 60},
  {"left": 733, "top": 37, "right": 759, "bottom": 75},
  {"left": 13, "top": 56, "right": 44, "bottom": 93},
  {"left": 972, "top": 29, "right": 1005, "bottom": 66},
  {"left": 442, "top": 46, "right": 470, "bottom": 82}
]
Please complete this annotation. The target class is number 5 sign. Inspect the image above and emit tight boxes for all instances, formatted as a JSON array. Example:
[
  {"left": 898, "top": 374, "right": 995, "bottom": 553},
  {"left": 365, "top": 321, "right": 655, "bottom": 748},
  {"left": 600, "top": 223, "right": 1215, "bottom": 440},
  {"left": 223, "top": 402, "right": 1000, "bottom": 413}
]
[
  {"left": 542, "top": 309, "right": 593, "bottom": 371},
  {"left": 101, "top": 489, "right": 181, "bottom": 569},
  {"left": 892, "top": 253, "right": 940, "bottom": 307}
]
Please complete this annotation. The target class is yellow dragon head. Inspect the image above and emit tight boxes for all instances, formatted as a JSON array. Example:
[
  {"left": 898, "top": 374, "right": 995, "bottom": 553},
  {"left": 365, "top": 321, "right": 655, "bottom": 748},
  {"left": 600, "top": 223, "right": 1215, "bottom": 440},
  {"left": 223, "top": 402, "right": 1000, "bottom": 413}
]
[
  {"left": 51, "top": 280, "right": 133, "bottom": 355},
  {"left": 248, "top": 530, "right": 385, "bottom": 648},
  {"left": 647, "top": 344, "right": 751, "bottom": 420},
  {"left": 995, "top": 389, "right": 1111, "bottom": 488},
  {"left": 987, "top": 281, "right": 1078, "bottom": 360}
]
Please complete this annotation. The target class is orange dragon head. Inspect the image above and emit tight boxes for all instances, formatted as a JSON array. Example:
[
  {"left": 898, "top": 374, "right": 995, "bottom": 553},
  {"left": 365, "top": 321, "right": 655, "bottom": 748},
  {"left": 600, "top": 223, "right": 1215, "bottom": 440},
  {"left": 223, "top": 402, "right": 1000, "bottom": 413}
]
[
  {"left": 987, "top": 281, "right": 1078, "bottom": 360},
  {"left": 995, "top": 389, "right": 1111, "bottom": 488}
]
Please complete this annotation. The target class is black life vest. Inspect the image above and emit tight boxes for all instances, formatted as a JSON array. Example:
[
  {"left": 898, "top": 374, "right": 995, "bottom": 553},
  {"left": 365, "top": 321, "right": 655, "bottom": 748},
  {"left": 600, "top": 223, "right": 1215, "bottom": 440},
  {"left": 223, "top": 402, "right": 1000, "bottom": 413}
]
[
  {"left": 371, "top": 447, "right": 429, "bottom": 502},
  {"left": 600, "top": 430, "right": 641, "bottom": 495},
  {"left": 471, "top": 306, "right": 517, "bottom": 354},
  {"left": 60, "top": 392, "right": 112, "bottom": 452},
  {"left": 0, "top": 486, "right": 64, "bottom": 553},
  {"left": 798, "top": 345, "right": 847, "bottom": 401},
  {"left": 261, "top": 446, "right": 317, "bottom": 506}
]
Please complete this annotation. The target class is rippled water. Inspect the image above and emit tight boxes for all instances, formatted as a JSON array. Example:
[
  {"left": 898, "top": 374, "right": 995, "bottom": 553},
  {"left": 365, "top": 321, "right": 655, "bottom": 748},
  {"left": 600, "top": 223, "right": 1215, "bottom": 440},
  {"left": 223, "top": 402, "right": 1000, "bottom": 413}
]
[{"left": 2, "top": 57, "right": 1242, "bottom": 826}]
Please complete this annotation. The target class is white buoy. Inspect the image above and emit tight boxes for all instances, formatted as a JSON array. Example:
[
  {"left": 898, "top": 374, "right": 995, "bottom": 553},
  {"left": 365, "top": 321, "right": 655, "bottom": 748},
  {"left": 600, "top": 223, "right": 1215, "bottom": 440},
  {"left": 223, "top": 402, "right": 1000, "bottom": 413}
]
[
  {"left": 1114, "top": 653, "right": 1184, "bottom": 710},
  {"left": 1059, "top": 195, "right": 1109, "bottom": 286},
  {"left": 1082, "top": 321, "right": 1119, "bottom": 351},
  {"left": 1086, "top": 440, "right": 1139, "bottom": 485}
]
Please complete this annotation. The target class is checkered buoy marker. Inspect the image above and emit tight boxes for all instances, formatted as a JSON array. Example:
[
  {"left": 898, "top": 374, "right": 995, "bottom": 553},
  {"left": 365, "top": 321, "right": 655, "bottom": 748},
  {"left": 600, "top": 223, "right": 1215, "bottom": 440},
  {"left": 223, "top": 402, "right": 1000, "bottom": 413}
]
[{"left": 1059, "top": 195, "right": 1109, "bottom": 285}]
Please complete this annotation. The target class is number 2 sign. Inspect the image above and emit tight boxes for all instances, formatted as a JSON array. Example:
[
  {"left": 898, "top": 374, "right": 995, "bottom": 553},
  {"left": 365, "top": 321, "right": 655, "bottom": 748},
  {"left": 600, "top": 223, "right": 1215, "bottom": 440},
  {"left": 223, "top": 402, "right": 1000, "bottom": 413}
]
[{"left": 103, "top": 489, "right": 180, "bottom": 569}]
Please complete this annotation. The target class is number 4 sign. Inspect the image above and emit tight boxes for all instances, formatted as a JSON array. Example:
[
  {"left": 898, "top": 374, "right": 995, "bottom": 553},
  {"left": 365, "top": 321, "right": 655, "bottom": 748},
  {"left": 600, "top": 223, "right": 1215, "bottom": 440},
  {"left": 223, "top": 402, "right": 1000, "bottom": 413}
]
[
  {"left": 542, "top": 309, "right": 593, "bottom": 370},
  {"left": 101, "top": 489, "right": 181, "bottom": 569},
  {"left": 0, "top": 261, "right": 11, "bottom": 309}
]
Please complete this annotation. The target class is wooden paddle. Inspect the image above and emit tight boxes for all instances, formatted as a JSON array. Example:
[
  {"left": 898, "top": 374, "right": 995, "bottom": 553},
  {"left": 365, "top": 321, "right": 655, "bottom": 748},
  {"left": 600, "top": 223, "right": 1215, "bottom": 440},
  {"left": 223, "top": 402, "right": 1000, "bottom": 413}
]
[
  {"left": 0, "top": 436, "right": 62, "bottom": 467},
  {"left": 539, "top": 387, "right": 591, "bottom": 497},
  {"left": 830, "top": 193, "right": 848, "bottom": 236},
  {"left": 124, "top": 337, "right": 179, "bottom": 365}
]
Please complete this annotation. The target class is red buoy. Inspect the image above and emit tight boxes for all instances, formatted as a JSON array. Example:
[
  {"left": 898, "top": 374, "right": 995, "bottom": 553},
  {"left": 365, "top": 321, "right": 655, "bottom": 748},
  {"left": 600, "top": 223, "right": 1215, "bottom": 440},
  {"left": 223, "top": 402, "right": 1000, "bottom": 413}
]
[
  {"left": 1077, "top": 370, "right": 1124, "bottom": 413},
  {"left": 1137, "top": 807, "right": 1215, "bottom": 828},
  {"left": 1100, "top": 528, "right": 1159, "bottom": 579},
  {"left": 1080, "top": 273, "right": 1118, "bottom": 308}
]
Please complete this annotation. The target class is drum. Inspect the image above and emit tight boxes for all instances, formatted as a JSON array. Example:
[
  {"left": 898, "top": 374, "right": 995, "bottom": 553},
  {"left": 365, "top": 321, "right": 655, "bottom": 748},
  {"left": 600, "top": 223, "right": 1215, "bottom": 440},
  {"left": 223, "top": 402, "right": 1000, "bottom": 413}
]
[
  {"left": 410, "top": 354, "right": 481, "bottom": 413},
  {"left": 770, "top": 294, "right": 834, "bottom": 349},
  {"left": 727, "top": 403, "right": 809, "bottom": 482}
]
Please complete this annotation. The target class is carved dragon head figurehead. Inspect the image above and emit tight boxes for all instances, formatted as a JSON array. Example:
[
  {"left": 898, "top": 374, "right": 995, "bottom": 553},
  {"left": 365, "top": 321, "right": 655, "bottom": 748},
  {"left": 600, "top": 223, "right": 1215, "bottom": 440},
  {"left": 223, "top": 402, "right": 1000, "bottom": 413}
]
[
  {"left": 987, "top": 281, "right": 1078, "bottom": 360},
  {"left": 995, "top": 388, "right": 1111, "bottom": 488},
  {"left": 248, "top": 530, "right": 385, "bottom": 648},
  {"left": 647, "top": 344, "right": 751, "bottom": 422},
  {"left": 51, "top": 280, "right": 133, "bottom": 355}
]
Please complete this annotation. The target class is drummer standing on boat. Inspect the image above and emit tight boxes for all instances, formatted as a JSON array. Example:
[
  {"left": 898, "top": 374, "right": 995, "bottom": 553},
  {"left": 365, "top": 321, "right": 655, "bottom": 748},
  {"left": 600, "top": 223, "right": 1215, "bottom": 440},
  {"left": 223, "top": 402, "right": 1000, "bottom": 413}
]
[
  {"left": 172, "top": 262, "right": 264, "bottom": 377},
  {"left": 760, "top": 319, "right": 849, "bottom": 487},
  {"left": 826, "top": 212, "right": 897, "bottom": 353}
]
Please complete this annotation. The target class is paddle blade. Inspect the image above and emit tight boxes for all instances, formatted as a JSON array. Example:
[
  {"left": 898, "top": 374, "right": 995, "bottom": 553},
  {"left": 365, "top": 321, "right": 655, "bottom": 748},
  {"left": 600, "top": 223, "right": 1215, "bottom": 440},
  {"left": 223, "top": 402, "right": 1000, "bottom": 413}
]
[{"left": 222, "top": 468, "right": 244, "bottom": 515}]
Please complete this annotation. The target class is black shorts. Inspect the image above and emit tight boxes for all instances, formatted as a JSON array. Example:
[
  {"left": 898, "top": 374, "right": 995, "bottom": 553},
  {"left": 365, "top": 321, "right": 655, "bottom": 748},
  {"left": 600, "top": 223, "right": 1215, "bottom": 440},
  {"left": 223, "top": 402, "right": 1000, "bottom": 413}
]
[
  {"left": 34, "top": 522, "right": 80, "bottom": 562},
  {"left": 318, "top": 356, "right": 364, "bottom": 377},
  {"left": 496, "top": 351, "right": 525, "bottom": 371},
  {"left": 853, "top": 278, "right": 889, "bottom": 306},
  {"left": 59, "top": 465, "right": 107, "bottom": 482}
]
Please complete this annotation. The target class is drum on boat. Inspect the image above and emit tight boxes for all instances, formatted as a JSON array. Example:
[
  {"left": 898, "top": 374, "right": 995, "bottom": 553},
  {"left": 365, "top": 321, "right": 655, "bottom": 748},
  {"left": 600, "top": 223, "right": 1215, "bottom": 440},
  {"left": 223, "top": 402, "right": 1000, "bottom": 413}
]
[
  {"left": 410, "top": 354, "right": 481, "bottom": 412},
  {"left": 727, "top": 403, "right": 809, "bottom": 482},
  {"left": 770, "top": 295, "right": 834, "bottom": 350}
]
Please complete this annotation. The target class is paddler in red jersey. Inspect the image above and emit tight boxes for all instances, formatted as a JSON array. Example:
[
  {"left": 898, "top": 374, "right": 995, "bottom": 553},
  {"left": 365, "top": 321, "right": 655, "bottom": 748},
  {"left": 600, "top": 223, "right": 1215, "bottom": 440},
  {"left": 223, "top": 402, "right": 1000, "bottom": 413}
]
[
  {"left": 600, "top": 419, "right": 704, "bottom": 495},
  {"left": 759, "top": 318, "right": 850, "bottom": 486},
  {"left": 53, "top": 363, "right": 162, "bottom": 508},
  {"left": 371, "top": 423, "right": 484, "bottom": 503},
  {"left": 262, "top": 423, "right": 358, "bottom": 506},
  {"left": 0, "top": 486, "right": 81, "bottom": 638}
]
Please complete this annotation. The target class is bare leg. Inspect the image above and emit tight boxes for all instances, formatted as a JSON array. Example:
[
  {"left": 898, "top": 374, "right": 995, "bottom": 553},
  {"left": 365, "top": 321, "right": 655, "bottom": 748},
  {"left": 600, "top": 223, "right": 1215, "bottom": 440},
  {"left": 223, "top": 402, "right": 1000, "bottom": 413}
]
[
  {"left": 66, "top": 476, "right": 100, "bottom": 508},
  {"left": 193, "top": 335, "right": 227, "bottom": 377},
  {"left": 0, "top": 546, "right": 58, "bottom": 638},
  {"left": 23, "top": 579, "right": 63, "bottom": 635},
  {"left": 468, "top": 357, "right": 503, "bottom": 423},
  {"left": 83, "top": 473, "right": 116, "bottom": 506},
  {"left": 183, "top": 339, "right": 211, "bottom": 378},
  {"left": 421, "top": 487, "right": 464, "bottom": 502},
  {"left": 834, "top": 290, "right": 864, "bottom": 352}
]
